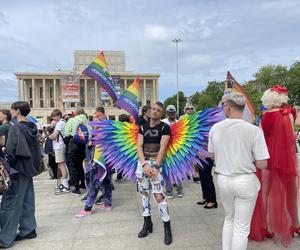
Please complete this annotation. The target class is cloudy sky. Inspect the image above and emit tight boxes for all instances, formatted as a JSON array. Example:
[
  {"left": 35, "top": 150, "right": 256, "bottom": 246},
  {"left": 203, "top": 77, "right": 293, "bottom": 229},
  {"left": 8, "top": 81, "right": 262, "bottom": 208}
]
[{"left": 0, "top": 0, "right": 299, "bottom": 101}]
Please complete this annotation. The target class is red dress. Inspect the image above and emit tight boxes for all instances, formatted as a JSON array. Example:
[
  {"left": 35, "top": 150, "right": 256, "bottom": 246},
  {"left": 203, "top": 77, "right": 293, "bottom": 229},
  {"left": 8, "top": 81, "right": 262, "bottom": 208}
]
[{"left": 250, "top": 107, "right": 298, "bottom": 247}]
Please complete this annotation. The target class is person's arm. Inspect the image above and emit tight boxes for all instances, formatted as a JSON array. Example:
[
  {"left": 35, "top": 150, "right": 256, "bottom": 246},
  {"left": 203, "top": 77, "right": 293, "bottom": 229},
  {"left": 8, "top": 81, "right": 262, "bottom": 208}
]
[
  {"left": 207, "top": 129, "right": 215, "bottom": 160},
  {"left": 156, "top": 135, "right": 170, "bottom": 166},
  {"left": 0, "top": 136, "right": 5, "bottom": 147},
  {"left": 49, "top": 130, "right": 59, "bottom": 140},
  {"left": 5, "top": 126, "right": 18, "bottom": 163},
  {"left": 255, "top": 160, "right": 268, "bottom": 169},
  {"left": 137, "top": 133, "right": 156, "bottom": 178}
]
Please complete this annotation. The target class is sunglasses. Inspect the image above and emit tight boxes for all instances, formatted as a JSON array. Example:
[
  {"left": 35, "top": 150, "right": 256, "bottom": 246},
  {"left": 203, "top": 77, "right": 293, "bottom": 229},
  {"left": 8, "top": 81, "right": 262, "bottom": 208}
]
[{"left": 186, "top": 108, "right": 194, "bottom": 110}]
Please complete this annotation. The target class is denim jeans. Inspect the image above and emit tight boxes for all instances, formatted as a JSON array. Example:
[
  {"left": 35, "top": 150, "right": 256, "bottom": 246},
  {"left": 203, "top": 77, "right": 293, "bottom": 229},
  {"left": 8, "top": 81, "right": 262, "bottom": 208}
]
[
  {"left": 136, "top": 160, "right": 170, "bottom": 222},
  {"left": 0, "top": 173, "right": 36, "bottom": 248}
]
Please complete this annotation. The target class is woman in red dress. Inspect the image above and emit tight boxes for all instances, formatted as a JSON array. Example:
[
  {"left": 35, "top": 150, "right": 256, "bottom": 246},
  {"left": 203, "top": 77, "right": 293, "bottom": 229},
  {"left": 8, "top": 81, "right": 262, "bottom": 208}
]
[{"left": 250, "top": 85, "right": 299, "bottom": 247}]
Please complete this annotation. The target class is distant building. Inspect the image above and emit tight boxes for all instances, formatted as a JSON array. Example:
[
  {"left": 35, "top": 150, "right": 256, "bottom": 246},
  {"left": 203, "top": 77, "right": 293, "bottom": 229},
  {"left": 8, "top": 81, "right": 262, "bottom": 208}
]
[
  {"left": 0, "top": 102, "right": 12, "bottom": 109},
  {"left": 15, "top": 50, "right": 160, "bottom": 122}
]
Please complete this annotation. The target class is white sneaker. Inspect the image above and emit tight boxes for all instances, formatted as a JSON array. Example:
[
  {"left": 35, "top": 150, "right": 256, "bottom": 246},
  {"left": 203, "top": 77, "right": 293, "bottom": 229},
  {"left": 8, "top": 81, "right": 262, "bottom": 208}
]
[{"left": 55, "top": 185, "right": 71, "bottom": 195}]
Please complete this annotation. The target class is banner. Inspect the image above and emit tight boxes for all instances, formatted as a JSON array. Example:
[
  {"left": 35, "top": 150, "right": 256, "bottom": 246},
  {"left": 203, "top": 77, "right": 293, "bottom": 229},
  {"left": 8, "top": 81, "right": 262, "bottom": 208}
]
[{"left": 60, "top": 75, "right": 80, "bottom": 103}]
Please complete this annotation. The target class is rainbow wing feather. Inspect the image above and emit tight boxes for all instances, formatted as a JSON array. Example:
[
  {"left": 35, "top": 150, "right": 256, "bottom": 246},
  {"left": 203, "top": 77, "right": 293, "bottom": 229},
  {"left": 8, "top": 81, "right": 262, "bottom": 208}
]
[
  {"left": 90, "top": 119, "right": 139, "bottom": 181},
  {"left": 163, "top": 107, "right": 224, "bottom": 184},
  {"left": 90, "top": 107, "right": 224, "bottom": 183}
]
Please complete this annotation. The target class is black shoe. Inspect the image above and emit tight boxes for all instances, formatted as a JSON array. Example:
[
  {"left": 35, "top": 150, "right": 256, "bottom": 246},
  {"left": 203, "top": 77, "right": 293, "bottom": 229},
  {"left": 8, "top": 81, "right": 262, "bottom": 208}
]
[
  {"left": 138, "top": 216, "right": 153, "bottom": 238},
  {"left": 71, "top": 189, "right": 81, "bottom": 196},
  {"left": 196, "top": 199, "right": 207, "bottom": 205},
  {"left": 15, "top": 230, "right": 37, "bottom": 241},
  {"left": 193, "top": 177, "right": 200, "bottom": 183},
  {"left": 164, "top": 221, "right": 172, "bottom": 245},
  {"left": 204, "top": 202, "right": 218, "bottom": 209},
  {"left": 95, "top": 195, "right": 104, "bottom": 205}
]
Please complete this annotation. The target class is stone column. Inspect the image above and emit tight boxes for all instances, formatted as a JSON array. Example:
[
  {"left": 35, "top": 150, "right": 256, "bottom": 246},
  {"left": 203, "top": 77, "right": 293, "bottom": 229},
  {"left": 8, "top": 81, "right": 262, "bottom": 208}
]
[
  {"left": 22, "top": 79, "right": 25, "bottom": 101},
  {"left": 18, "top": 78, "right": 21, "bottom": 100},
  {"left": 32, "top": 79, "right": 36, "bottom": 108},
  {"left": 84, "top": 78, "right": 88, "bottom": 107},
  {"left": 143, "top": 79, "right": 146, "bottom": 105},
  {"left": 53, "top": 78, "right": 57, "bottom": 107},
  {"left": 156, "top": 78, "right": 159, "bottom": 102},
  {"left": 95, "top": 80, "right": 99, "bottom": 107},
  {"left": 152, "top": 78, "right": 156, "bottom": 103},
  {"left": 124, "top": 78, "right": 127, "bottom": 90},
  {"left": 43, "top": 78, "right": 46, "bottom": 108}
]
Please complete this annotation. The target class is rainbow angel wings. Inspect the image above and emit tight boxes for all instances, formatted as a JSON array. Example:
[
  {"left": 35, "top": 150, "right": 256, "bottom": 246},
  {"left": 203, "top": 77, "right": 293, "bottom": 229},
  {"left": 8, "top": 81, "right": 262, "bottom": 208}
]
[{"left": 91, "top": 107, "right": 224, "bottom": 184}]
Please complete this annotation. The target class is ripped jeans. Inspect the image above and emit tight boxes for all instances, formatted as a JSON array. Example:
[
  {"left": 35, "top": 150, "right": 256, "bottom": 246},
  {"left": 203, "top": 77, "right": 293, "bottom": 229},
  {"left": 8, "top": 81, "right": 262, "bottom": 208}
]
[{"left": 136, "top": 160, "right": 170, "bottom": 222}]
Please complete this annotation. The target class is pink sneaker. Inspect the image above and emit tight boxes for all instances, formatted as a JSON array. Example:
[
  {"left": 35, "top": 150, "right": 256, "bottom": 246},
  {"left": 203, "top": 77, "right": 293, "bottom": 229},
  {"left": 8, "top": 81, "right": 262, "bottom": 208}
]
[
  {"left": 75, "top": 210, "right": 92, "bottom": 218},
  {"left": 96, "top": 204, "right": 112, "bottom": 212}
]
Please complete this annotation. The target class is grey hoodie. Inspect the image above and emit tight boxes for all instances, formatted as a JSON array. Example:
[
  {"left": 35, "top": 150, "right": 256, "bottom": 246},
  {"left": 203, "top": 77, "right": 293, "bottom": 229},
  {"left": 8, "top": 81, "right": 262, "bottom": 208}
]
[{"left": 5, "top": 121, "right": 42, "bottom": 177}]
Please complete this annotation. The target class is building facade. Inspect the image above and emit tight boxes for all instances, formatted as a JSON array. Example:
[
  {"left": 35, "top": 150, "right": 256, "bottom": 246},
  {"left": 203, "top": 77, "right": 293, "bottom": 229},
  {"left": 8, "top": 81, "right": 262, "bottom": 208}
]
[{"left": 15, "top": 50, "right": 159, "bottom": 123}]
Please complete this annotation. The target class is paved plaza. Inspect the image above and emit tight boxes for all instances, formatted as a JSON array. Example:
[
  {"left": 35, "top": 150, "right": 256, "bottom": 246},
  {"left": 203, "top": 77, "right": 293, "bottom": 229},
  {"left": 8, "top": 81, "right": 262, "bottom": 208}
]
[{"left": 5, "top": 172, "right": 300, "bottom": 250}]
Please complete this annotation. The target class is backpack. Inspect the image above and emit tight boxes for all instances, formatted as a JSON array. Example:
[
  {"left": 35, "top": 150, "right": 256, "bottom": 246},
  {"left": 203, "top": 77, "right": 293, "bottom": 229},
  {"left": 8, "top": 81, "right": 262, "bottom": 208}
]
[
  {"left": 0, "top": 157, "right": 11, "bottom": 192},
  {"left": 74, "top": 124, "right": 89, "bottom": 144}
]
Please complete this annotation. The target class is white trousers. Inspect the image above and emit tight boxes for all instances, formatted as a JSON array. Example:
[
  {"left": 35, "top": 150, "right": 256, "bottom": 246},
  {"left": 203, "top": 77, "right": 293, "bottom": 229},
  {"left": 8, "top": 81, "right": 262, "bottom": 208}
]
[{"left": 217, "top": 173, "right": 260, "bottom": 250}]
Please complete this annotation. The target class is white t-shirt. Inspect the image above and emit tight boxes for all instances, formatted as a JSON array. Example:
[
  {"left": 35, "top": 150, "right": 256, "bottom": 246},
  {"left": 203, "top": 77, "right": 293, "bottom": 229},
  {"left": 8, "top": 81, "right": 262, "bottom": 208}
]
[
  {"left": 53, "top": 119, "right": 66, "bottom": 150},
  {"left": 161, "top": 118, "right": 178, "bottom": 126},
  {"left": 208, "top": 118, "right": 269, "bottom": 176}
]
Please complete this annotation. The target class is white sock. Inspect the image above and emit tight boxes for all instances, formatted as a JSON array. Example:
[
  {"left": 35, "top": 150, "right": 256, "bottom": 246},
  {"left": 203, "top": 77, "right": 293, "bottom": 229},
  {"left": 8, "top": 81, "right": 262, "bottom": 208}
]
[{"left": 62, "top": 178, "right": 69, "bottom": 188}]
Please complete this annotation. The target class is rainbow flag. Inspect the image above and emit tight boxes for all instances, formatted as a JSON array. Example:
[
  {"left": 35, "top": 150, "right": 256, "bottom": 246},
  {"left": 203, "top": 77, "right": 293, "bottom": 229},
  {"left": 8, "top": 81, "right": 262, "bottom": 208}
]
[
  {"left": 225, "top": 71, "right": 256, "bottom": 123},
  {"left": 93, "top": 145, "right": 107, "bottom": 181},
  {"left": 82, "top": 52, "right": 118, "bottom": 102},
  {"left": 115, "top": 77, "right": 140, "bottom": 120}
]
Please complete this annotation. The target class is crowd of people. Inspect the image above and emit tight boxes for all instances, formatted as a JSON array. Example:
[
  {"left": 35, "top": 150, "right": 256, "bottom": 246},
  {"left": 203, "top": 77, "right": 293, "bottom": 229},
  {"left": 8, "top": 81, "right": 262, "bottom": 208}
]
[{"left": 0, "top": 84, "right": 299, "bottom": 249}]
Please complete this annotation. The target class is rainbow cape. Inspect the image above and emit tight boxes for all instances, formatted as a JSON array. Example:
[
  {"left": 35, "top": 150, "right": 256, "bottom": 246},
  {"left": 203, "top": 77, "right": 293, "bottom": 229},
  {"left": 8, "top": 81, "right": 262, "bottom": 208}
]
[
  {"left": 82, "top": 52, "right": 118, "bottom": 102},
  {"left": 225, "top": 71, "right": 256, "bottom": 123},
  {"left": 115, "top": 77, "right": 140, "bottom": 120},
  {"left": 90, "top": 107, "right": 224, "bottom": 184}
]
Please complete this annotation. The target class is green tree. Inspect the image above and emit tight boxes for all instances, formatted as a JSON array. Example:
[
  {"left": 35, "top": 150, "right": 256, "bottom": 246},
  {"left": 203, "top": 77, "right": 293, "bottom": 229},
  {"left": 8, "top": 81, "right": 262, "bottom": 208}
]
[
  {"left": 163, "top": 91, "right": 187, "bottom": 115},
  {"left": 287, "top": 61, "right": 300, "bottom": 105},
  {"left": 254, "top": 64, "right": 289, "bottom": 90}
]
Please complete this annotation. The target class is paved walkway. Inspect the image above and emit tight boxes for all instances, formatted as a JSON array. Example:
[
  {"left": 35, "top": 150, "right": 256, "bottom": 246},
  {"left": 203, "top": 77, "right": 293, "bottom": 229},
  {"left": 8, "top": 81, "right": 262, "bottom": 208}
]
[{"left": 6, "top": 172, "right": 300, "bottom": 250}]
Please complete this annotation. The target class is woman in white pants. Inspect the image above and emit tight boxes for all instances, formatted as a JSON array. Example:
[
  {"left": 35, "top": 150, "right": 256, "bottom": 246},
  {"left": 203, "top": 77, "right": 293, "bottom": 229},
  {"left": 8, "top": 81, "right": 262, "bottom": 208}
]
[{"left": 208, "top": 92, "right": 269, "bottom": 250}]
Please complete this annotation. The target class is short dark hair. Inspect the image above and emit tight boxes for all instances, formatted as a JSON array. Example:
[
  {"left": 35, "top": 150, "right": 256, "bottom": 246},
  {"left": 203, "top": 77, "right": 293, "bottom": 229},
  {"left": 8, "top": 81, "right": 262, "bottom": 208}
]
[
  {"left": 0, "top": 109, "right": 11, "bottom": 122},
  {"left": 141, "top": 105, "right": 151, "bottom": 115},
  {"left": 11, "top": 101, "right": 31, "bottom": 117},
  {"left": 96, "top": 107, "right": 105, "bottom": 114},
  {"left": 119, "top": 114, "right": 130, "bottom": 122},
  {"left": 154, "top": 102, "right": 164, "bottom": 110},
  {"left": 51, "top": 109, "right": 62, "bottom": 118}
]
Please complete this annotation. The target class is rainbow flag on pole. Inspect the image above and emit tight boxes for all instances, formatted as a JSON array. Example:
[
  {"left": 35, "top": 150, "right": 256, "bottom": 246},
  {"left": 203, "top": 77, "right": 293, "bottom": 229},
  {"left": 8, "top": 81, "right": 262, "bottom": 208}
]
[
  {"left": 115, "top": 77, "right": 140, "bottom": 120},
  {"left": 83, "top": 52, "right": 118, "bottom": 102},
  {"left": 225, "top": 71, "right": 256, "bottom": 123}
]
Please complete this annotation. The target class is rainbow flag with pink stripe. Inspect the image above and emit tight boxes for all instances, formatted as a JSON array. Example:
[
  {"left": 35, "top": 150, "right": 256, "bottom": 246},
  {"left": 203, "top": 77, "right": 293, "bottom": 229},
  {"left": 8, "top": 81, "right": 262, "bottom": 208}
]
[
  {"left": 225, "top": 71, "right": 256, "bottom": 123},
  {"left": 115, "top": 77, "right": 140, "bottom": 120},
  {"left": 83, "top": 52, "right": 118, "bottom": 102}
]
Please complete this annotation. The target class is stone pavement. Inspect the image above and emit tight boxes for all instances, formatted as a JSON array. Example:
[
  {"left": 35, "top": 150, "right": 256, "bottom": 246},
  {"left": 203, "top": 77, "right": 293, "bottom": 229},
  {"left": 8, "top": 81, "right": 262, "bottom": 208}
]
[{"left": 6, "top": 172, "right": 300, "bottom": 250}]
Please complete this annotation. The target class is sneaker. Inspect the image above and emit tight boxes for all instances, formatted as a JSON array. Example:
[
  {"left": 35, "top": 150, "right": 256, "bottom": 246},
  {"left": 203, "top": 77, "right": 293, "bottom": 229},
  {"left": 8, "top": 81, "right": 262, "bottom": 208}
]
[
  {"left": 96, "top": 204, "right": 112, "bottom": 211},
  {"left": 193, "top": 177, "right": 200, "bottom": 184},
  {"left": 177, "top": 191, "right": 184, "bottom": 198},
  {"left": 71, "top": 189, "right": 81, "bottom": 196},
  {"left": 75, "top": 210, "right": 92, "bottom": 218},
  {"left": 55, "top": 184, "right": 63, "bottom": 191},
  {"left": 55, "top": 185, "right": 71, "bottom": 195},
  {"left": 95, "top": 195, "right": 104, "bottom": 205},
  {"left": 15, "top": 230, "right": 37, "bottom": 241},
  {"left": 166, "top": 192, "right": 174, "bottom": 199}
]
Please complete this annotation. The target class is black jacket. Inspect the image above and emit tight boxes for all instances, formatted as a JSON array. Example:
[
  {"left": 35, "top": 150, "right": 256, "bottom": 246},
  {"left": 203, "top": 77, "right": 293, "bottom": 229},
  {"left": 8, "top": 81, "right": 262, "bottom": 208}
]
[{"left": 5, "top": 121, "right": 42, "bottom": 177}]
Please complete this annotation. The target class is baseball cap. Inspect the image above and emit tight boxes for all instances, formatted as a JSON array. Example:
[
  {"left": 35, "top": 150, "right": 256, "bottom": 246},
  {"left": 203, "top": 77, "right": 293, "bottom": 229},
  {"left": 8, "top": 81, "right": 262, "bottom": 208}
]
[{"left": 166, "top": 105, "right": 176, "bottom": 113}]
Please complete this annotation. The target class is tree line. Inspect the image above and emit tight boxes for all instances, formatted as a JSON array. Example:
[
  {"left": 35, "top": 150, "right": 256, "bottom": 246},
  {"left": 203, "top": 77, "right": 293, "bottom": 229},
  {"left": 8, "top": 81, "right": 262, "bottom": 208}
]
[{"left": 164, "top": 62, "right": 300, "bottom": 116}]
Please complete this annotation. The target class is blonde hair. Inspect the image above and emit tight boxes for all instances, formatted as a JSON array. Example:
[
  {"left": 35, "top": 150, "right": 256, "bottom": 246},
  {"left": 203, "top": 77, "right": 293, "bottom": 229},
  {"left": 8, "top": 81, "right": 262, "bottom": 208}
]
[
  {"left": 184, "top": 104, "right": 195, "bottom": 113},
  {"left": 261, "top": 89, "right": 289, "bottom": 109},
  {"left": 222, "top": 92, "right": 246, "bottom": 110}
]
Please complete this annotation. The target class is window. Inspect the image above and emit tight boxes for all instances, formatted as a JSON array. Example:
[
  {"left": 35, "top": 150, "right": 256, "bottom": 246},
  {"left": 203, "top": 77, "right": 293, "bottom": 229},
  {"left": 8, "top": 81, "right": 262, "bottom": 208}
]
[
  {"left": 39, "top": 87, "right": 44, "bottom": 108},
  {"left": 49, "top": 87, "right": 54, "bottom": 107}
]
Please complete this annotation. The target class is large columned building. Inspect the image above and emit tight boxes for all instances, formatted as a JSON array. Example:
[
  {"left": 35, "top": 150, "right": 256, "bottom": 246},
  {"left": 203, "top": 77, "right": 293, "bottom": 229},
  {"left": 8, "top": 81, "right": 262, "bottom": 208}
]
[{"left": 15, "top": 50, "right": 160, "bottom": 123}]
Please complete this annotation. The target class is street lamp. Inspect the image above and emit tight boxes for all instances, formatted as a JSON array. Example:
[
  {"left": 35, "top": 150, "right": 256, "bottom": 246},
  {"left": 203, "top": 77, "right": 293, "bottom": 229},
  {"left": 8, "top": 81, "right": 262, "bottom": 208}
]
[{"left": 172, "top": 38, "right": 182, "bottom": 116}]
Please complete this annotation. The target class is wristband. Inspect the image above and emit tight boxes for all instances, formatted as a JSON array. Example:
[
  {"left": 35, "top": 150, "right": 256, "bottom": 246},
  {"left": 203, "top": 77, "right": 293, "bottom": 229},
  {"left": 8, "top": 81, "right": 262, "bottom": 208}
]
[
  {"left": 153, "top": 164, "right": 161, "bottom": 169},
  {"left": 142, "top": 163, "right": 147, "bottom": 168}
]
